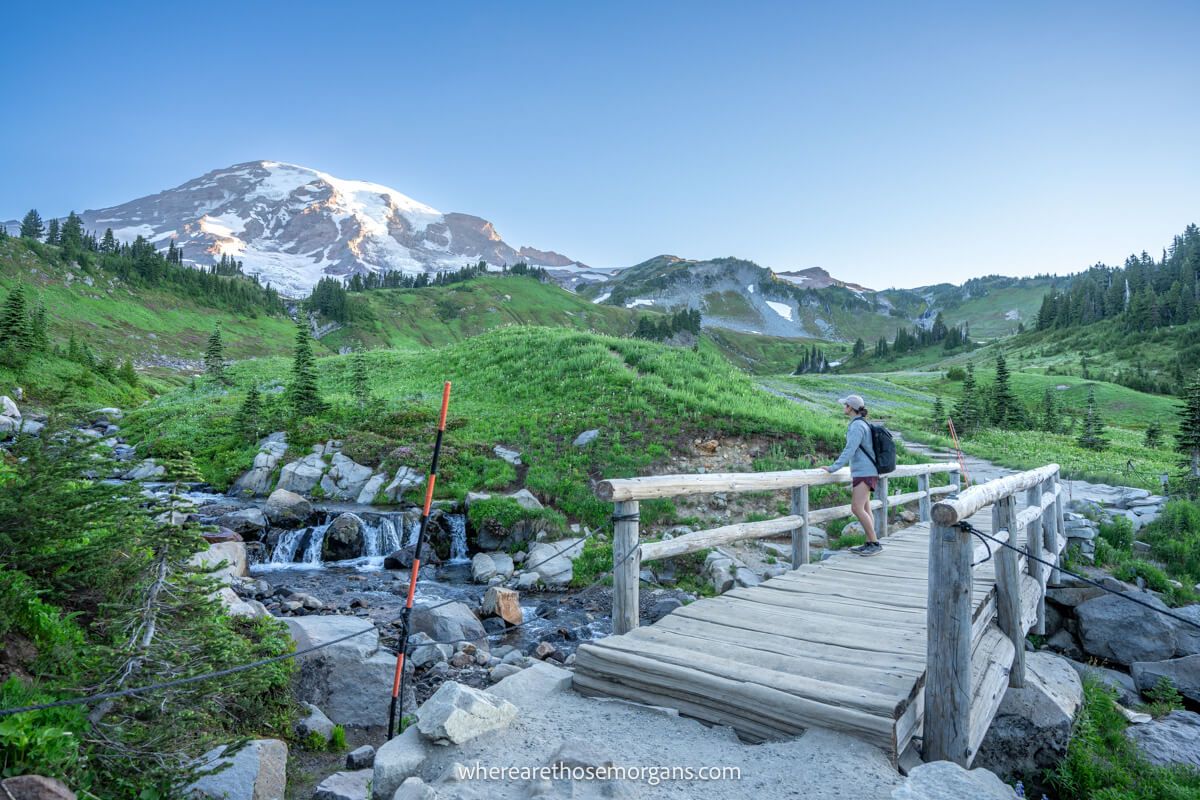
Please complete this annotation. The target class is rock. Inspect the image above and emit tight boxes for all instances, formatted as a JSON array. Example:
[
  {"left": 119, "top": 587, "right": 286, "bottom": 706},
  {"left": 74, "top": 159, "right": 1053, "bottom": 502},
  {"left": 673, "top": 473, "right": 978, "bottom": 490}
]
[
  {"left": 415, "top": 681, "right": 518, "bottom": 745},
  {"left": 734, "top": 566, "right": 760, "bottom": 588},
  {"left": 229, "top": 433, "right": 289, "bottom": 497},
  {"left": 481, "top": 586, "right": 523, "bottom": 626},
  {"left": 351, "top": 473, "right": 384, "bottom": 505},
  {"left": 189, "top": 542, "right": 248, "bottom": 583},
  {"left": 296, "top": 701, "right": 336, "bottom": 743},
  {"left": 703, "top": 551, "right": 737, "bottom": 594},
  {"left": 384, "top": 542, "right": 441, "bottom": 570},
  {"left": 1044, "top": 630, "right": 1084, "bottom": 661},
  {"left": 91, "top": 406, "right": 123, "bottom": 421},
  {"left": 493, "top": 445, "right": 522, "bottom": 465},
  {"left": 372, "top": 726, "right": 429, "bottom": 800},
  {"left": 320, "top": 453, "right": 376, "bottom": 501},
  {"left": 285, "top": 616, "right": 414, "bottom": 727},
  {"left": 187, "top": 739, "right": 287, "bottom": 800},
  {"left": 472, "top": 552, "right": 514, "bottom": 583},
  {"left": 508, "top": 488, "right": 544, "bottom": 511},
  {"left": 276, "top": 452, "right": 328, "bottom": 495},
  {"left": 464, "top": 491, "right": 492, "bottom": 507},
  {"left": 1172, "top": 605, "right": 1200, "bottom": 657},
  {"left": 412, "top": 601, "right": 488, "bottom": 651},
  {"left": 215, "top": 587, "right": 269, "bottom": 619},
  {"left": 514, "top": 571, "right": 540, "bottom": 590},
  {"left": 410, "top": 632, "right": 452, "bottom": 668},
  {"left": 490, "top": 663, "right": 522, "bottom": 681},
  {"left": 391, "top": 777, "right": 436, "bottom": 800},
  {"left": 1126, "top": 710, "right": 1200, "bottom": 768},
  {"left": 346, "top": 744, "right": 375, "bottom": 770},
  {"left": 264, "top": 489, "right": 313, "bottom": 528},
  {"left": 1132, "top": 655, "right": 1200, "bottom": 703},
  {"left": 1076, "top": 591, "right": 1177, "bottom": 666},
  {"left": 572, "top": 429, "right": 600, "bottom": 447},
  {"left": 218, "top": 508, "right": 269, "bottom": 537},
  {"left": 525, "top": 539, "right": 584, "bottom": 587},
  {"left": 1064, "top": 658, "right": 1141, "bottom": 706},
  {"left": 312, "top": 770, "right": 371, "bottom": 800},
  {"left": 974, "top": 652, "right": 1083, "bottom": 783},
  {"left": 891, "top": 760, "right": 1016, "bottom": 800},
  {"left": 324, "top": 513, "right": 366, "bottom": 561},
  {"left": 0, "top": 776, "right": 76, "bottom": 800},
  {"left": 534, "top": 641, "right": 557, "bottom": 660},
  {"left": 203, "top": 527, "right": 243, "bottom": 544},
  {"left": 490, "top": 660, "right": 573, "bottom": 706},
  {"left": 384, "top": 466, "right": 424, "bottom": 502},
  {"left": 648, "top": 597, "right": 683, "bottom": 622},
  {"left": 1046, "top": 586, "right": 1106, "bottom": 608},
  {"left": 1, "top": 396, "right": 20, "bottom": 419},
  {"left": 122, "top": 459, "right": 165, "bottom": 481}
]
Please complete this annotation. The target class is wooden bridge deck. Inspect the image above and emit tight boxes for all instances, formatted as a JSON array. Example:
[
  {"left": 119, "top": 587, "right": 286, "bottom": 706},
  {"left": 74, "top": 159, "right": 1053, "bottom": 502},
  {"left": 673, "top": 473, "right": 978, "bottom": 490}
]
[{"left": 573, "top": 510, "right": 1043, "bottom": 761}]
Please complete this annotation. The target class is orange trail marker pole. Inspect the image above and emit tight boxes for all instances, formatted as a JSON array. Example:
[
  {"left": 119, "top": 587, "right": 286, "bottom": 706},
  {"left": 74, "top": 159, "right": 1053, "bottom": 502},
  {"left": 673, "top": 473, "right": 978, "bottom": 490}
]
[
  {"left": 946, "top": 417, "right": 971, "bottom": 488},
  {"left": 388, "top": 381, "right": 451, "bottom": 739}
]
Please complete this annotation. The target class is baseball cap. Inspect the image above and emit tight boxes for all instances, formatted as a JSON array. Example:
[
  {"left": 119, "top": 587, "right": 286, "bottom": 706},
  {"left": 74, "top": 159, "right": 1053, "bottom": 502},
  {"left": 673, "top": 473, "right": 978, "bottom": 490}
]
[{"left": 838, "top": 394, "right": 865, "bottom": 411}]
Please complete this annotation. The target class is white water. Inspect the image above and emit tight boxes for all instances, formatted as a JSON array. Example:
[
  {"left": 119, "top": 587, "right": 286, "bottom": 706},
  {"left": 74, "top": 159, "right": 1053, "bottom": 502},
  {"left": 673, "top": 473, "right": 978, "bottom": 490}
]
[
  {"left": 264, "top": 512, "right": 467, "bottom": 570},
  {"left": 447, "top": 514, "right": 469, "bottom": 563}
]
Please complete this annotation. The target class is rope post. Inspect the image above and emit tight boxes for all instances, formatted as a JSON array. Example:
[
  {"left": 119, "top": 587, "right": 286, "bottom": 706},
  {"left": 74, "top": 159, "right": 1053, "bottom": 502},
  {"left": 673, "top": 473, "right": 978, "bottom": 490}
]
[
  {"left": 993, "top": 495, "right": 1026, "bottom": 688},
  {"left": 612, "top": 500, "right": 640, "bottom": 635},
  {"left": 1026, "top": 483, "right": 1046, "bottom": 636},
  {"left": 924, "top": 516, "right": 973, "bottom": 765},
  {"left": 874, "top": 476, "right": 890, "bottom": 538},
  {"left": 918, "top": 472, "right": 931, "bottom": 522},
  {"left": 791, "top": 485, "right": 810, "bottom": 567}
]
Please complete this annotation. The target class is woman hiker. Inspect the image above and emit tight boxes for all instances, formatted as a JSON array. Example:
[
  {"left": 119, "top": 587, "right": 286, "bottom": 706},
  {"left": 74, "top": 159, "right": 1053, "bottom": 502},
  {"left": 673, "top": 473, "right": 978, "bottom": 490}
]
[{"left": 823, "top": 394, "right": 883, "bottom": 556}]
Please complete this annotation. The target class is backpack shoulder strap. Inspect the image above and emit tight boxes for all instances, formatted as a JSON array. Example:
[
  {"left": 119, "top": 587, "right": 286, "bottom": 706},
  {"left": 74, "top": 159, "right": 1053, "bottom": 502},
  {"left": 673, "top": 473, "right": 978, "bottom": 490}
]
[{"left": 853, "top": 417, "right": 878, "bottom": 467}]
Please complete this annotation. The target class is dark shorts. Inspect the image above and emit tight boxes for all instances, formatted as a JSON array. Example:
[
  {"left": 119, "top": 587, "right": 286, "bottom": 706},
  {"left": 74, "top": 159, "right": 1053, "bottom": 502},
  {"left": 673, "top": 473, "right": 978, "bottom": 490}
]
[{"left": 852, "top": 476, "right": 879, "bottom": 493}]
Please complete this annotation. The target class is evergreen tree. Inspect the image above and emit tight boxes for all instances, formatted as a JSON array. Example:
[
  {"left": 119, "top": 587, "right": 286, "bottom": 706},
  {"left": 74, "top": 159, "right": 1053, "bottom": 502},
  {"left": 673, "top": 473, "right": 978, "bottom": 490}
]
[
  {"left": 953, "top": 364, "right": 984, "bottom": 434},
  {"left": 118, "top": 357, "right": 139, "bottom": 386},
  {"left": 852, "top": 338, "right": 866, "bottom": 359},
  {"left": 44, "top": 217, "right": 61, "bottom": 246},
  {"left": 0, "top": 285, "right": 33, "bottom": 363},
  {"left": 990, "top": 352, "right": 1021, "bottom": 429},
  {"left": 0, "top": 224, "right": 7, "bottom": 241},
  {"left": 59, "top": 212, "right": 83, "bottom": 253},
  {"left": 100, "top": 227, "right": 117, "bottom": 253},
  {"left": 203, "top": 325, "right": 226, "bottom": 382},
  {"left": 1039, "top": 388, "right": 1060, "bottom": 433},
  {"left": 235, "top": 385, "right": 264, "bottom": 441},
  {"left": 930, "top": 396, "right": 946, "bottom": 434},
  {"left": 1077, "top": 388, "right": 1109, "bottom": 451},
  {"left": 289, "top": 316, "right": 325, "bottom": 416},
  {"left": 350, "top": 350, "right": 371, "bottom": 409},
  {"left": 28, "top": 300, "right": 48, "bottom": 351},
  {"left": 18, "top": 209, "right": 44, "bottom": 240},
  {"left": 1143, "top": 421, "right": 1163, "bottom": 449},
  {"left": 1177, "top": 371, "right": 1200, "bottom": 478}
]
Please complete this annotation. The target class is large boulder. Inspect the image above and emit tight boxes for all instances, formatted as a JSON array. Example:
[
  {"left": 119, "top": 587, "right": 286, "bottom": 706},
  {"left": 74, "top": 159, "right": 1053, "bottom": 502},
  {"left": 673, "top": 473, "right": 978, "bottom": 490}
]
[
  {"left": 122, "top": 459, "right": 165, "bottom": 481},
  {"left": 0, "top": 775, "right": 76, "bottom": 800},
  {"left": 319, "top": 453, "right": 375, "bottom": 501},
  {"left": 1064, "top": 658, "right": 1141, "bottom": 707},
  {"left": 1125, "top": 710, "right": 1200, "bottom": 768},
  {"left": 295, "top": 701, "right": 336, "bottom": 743},
  {"left": 1172, "top": 604, "right": 1200, "bottom": 657},
  {"left": 1075, "top": 591, "right": 1177, "bottom": 666},
  {"left": 189, "top": 542, "right": 248, "bottom": 583},
  {"left": 312, "top": 770, "right": 371, "bottom": 800},
  {"left": 263, "top": 489, "right": 312, "bottom": 528},
  {"left": 415, "top": 681, "right": 517, "bottom": 745},
  {"left": 481, "top": 586, "right": 523, "bottom": 626},
  {"left": 472, "top": 552, "right": 515, "bottom": 583},
  {"left": 186, "top": 739, "right": 287, "bottom": 800},
  {"left": 217, "top": 508, "right": 269, "bottom": 538},
  {"left": 1, "top": 395, "right": 19, "bottom": 419},
  {"left": 323, "top": 513, "right": 365, "bottom": 561},
  {"left": 285, "top": 616, "right": 414, "bottom": 727},
  {"left": 508, "top": 488, "right": 543, "bottom": 510},
  {"left": 525, "top": 539, "right": 584, "bottom": 587},
  {"left": 371, "top": 727, "right": 428, "bottom": 800},
  {"left": 703, "top": 551, "right": 738, "bottom": 594},
  {"left": 276, "top": 452, "right": 328, "bottom": 495},
  {"left": 384, "top": 542, "right": 441, "bottom": 570},
  {"left": 1131, "top": 655, "right": 1200, "bottom": 703},
  {"left": 974, "top": 652, "right": 1083, "bottom": 784},
  {"left": 383, "top": 466, "right": 424, "bottom": 503},
  {"left": 355, "top": 473, "right": 387, "bottom": 505},
  {"left": 411, "top": 601, "right": 488, "bottom": 651},
  {"left": 229, "top": 433, "right": 288, "bottom": 497},
  {"left": 891, "top": 761, "right": 1015, "bottom": 800}
]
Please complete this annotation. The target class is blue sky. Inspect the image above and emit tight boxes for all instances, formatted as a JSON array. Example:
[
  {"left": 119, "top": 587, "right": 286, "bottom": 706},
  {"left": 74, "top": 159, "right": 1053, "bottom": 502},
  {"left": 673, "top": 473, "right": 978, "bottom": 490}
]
[{"left": 1, "top": 0, "right": 1197, "bottom": 286}]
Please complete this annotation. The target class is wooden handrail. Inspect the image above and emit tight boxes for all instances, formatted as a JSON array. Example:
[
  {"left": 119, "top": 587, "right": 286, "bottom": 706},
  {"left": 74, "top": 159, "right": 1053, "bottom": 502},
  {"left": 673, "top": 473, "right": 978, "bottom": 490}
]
[
  {"left": 597, "top": 462, "right": 959, "bottom": 502},
  {"left": 931, "top": 464, "right": 1060, "bottom": 525}
]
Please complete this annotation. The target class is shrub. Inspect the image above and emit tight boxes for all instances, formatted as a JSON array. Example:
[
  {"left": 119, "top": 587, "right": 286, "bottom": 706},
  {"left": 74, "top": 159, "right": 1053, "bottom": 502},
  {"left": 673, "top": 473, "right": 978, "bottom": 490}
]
[
  {"left": 467, "top": 497, "right": 567, "bottom": 543},
  {"left": 330, "top": 725, "right": 347, "bottom": 750},
  {"left": 1098, "top": 517, "right": 1134, "bottom": 554},
  {"left": 946, "top": 366, "right": 967, "bottom": 381},
  {"left": 1141, "top": 499, "right": 1200, "bottom": 585}
]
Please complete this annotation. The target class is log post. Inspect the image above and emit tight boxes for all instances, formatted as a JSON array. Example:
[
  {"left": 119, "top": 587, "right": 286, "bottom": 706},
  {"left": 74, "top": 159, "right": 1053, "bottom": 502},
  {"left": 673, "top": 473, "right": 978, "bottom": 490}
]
[
  {"left": 875, "top": 476, "right": 890, "bottom": 538},
  {"left": 791, "top": 485, "right": 810, "bottom": 567},
  {"left": 993, "top": 495, "right": 1026, "bottom": 688},
  {"left": 918, "top": 472, "right": 931, "bottom": 522},
  {"left": 1052, "top": 474, "right": 1066, "bottom": 585},
  {"left": 1026, "top": 484, "right": 1046, "bottom": 635},
  {"left": 924, "top": 517, "right": 973, "bottom": 765},
  {"left": 612, "top": 500, "right": 640, "bottom": 635},
  {"left": 948, "top": 469, "right": 962, "bottom": 497}
]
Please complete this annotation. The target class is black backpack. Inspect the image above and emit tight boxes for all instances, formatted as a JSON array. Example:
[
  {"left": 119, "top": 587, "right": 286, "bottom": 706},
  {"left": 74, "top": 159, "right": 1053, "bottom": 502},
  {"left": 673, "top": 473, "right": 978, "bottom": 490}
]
[{"left": 855, "top": 418, "right": 897, "bottom": 474}]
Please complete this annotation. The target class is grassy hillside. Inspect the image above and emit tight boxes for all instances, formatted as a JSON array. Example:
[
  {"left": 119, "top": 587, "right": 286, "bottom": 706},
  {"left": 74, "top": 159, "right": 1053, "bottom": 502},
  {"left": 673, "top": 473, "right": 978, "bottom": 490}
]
[
  {"left": 704, "top": 327, "right": 851, "bottom": 375},
  {"left": 124, "top": 327, "right": 856, "bottom": 527},
  {"left": 766, "top": 370, "right": 1179, "bottom": 490}
]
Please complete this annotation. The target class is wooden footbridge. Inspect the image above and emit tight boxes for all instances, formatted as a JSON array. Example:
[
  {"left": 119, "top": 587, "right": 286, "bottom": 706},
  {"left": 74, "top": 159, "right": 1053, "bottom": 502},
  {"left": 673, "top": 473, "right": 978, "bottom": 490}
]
[{"left": 573, "top": 462, "right": 1066, "bottom": 765}]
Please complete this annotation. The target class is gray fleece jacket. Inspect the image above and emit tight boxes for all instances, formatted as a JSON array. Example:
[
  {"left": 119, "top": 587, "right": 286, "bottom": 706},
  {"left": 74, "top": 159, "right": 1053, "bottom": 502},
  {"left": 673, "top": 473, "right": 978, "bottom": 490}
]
[{"left": 828, "top": 416, "right": 879, "bottom": 478}]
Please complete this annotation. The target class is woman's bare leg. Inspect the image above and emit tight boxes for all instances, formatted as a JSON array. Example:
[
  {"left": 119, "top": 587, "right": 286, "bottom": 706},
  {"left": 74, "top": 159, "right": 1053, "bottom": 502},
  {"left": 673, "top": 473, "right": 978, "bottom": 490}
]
[{"left": 852, "top": 482, "right": 878, "bottom": 543}]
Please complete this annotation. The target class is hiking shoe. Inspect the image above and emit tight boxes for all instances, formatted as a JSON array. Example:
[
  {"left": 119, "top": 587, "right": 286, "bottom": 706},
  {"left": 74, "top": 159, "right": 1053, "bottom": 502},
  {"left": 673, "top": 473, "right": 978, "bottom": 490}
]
[{"left": 851, "top": 541, "right": 883, "bottom": 557}]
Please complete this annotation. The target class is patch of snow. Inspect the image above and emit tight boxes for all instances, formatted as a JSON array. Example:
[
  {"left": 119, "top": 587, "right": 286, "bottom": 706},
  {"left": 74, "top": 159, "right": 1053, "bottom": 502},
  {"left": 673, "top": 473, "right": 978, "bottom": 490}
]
[
  {"left": 110, "top": 224, "right": 157, "bottom": 241},
  {"left": 747, "top": 284, "right": 756, "bottom": 294},
  {"left": 593, "top": 292, "right": 612, "bottom": 304},
  {"left": 765, "top": 300, "right": 794, "bottom": 321},
  {"left": 626, "top": 298, "right": 655, "bottom": 308},
  {"left": 1004, "top": 309, "right": 1020, "bottom": 321}
]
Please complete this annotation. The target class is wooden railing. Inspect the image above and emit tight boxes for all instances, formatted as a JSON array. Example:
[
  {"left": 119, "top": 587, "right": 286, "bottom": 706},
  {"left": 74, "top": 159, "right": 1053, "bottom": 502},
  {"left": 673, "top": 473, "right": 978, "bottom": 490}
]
[
  {"left": 924, "top": 463, "right": 1065, "bottom": 766},
  {"left": 596, "top": 462, "right": 962, "bottom": 635}
]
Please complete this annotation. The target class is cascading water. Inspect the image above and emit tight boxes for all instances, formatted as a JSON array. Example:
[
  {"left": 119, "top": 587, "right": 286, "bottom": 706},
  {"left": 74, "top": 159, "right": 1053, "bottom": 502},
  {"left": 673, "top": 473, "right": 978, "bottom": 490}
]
[
  {"left": 446, "top": 514, "right": 469, "bottom": 563},
  {"left": 260, "top": 509, "right": 470, "bottom": 570},
  {"left": 300, "top": 521, "right": 329, "bottom": 564},
  {"left": 270, "top": 528, "right": 308, "bottom": 564}
]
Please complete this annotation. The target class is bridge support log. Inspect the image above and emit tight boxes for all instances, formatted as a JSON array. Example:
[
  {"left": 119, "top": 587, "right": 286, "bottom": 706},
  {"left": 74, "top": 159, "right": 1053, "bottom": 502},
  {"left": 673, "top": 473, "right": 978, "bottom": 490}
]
[
  {"left": 993, "top": 495, "right": 1026, "bottom": 688},
  {"left": 924, "top": 519, "right": 973, "bottom": 765},
  {"left": 1051, "top": 476, "right": 1065, "bottom": 585},
  {"left": 1026, "top": 484, "right": 1046, "bottom": 636},
  {"left": 875, "top": 476, "right": 890, "bottom": 538},
  {"left": 791, "top": 486, "right": 810, "bottom": 567},
  {"left": 918, "top": 473, "right": 931, "bottom": 522},
  {"left": 613, "top": 500, "right": 640, "bottom": 635}
]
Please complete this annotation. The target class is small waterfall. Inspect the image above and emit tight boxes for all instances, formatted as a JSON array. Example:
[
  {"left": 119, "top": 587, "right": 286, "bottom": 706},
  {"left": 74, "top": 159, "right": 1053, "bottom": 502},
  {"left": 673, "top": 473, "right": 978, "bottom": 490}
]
[
  {"left": 446, "top": 514, "right": 469, "bottom": 564},
  {"left": 301, "top": 522, "right": 329, "bottom": 564},
  {"left": 270, "top": 528, "right": 308, "bottom": 564},
  {"left": 378, "top": 517, "right": 403, "bottom": 555},
  {"left": 405, "top": 516, "right": 421, "bottom": 547}
]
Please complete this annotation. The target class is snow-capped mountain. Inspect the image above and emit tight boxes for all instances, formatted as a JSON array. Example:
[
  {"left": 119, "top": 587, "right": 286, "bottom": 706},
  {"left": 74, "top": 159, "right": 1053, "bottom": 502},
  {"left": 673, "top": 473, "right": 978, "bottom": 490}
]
[{"left": 75, "top": 161, "right": 588, "bottom": 296}]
